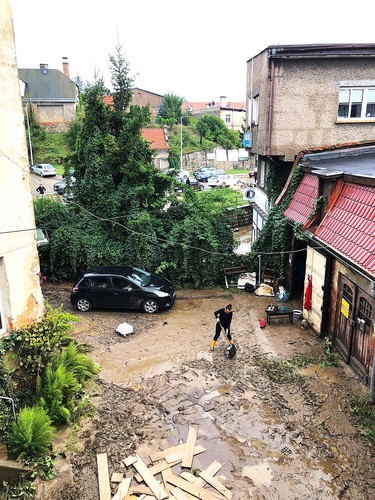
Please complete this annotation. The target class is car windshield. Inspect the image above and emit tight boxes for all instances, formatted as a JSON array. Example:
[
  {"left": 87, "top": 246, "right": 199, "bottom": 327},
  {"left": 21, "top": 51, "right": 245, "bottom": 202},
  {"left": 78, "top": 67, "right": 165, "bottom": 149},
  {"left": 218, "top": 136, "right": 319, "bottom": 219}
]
[{"left": 127, "top": 267, "right": 151, "bottom": 286}]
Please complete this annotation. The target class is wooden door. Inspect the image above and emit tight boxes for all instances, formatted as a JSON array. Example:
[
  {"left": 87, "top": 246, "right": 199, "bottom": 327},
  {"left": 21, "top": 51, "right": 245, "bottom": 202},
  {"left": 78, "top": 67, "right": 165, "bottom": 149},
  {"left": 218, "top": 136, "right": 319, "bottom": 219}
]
[
  {"left": 350, "top": 291, "right": 373, "bottom": 381},
  {"left": 335, "top": 274, "right": 355, "bottom": 363}
]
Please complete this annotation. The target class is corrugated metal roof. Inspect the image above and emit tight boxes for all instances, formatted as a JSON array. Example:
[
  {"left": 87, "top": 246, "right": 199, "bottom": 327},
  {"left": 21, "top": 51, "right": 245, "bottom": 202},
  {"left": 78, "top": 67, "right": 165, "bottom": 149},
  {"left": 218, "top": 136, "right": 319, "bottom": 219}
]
[
  {"left": 283, "top": 174, "right": 319, "bottom": 223},
  {"left": 314, "top": 183, "right": 375, "bottom": 276}
]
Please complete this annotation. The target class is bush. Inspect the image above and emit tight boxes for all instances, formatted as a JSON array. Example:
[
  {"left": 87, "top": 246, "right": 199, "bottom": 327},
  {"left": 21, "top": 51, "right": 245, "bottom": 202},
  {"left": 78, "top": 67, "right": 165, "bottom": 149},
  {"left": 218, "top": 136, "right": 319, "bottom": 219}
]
[
  {"left": 55, "top": 342, "right": 100, "bottom": 383},
  {"left": 8, "top": 406, "right": 54, "bottom": 460}
]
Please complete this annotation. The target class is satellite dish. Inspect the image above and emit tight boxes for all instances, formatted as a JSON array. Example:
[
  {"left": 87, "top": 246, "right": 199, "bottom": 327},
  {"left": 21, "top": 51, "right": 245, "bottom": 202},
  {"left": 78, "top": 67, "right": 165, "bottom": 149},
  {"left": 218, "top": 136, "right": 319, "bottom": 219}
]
[{"left": 243, "top": 187, "right": 255, "bottom": 200}]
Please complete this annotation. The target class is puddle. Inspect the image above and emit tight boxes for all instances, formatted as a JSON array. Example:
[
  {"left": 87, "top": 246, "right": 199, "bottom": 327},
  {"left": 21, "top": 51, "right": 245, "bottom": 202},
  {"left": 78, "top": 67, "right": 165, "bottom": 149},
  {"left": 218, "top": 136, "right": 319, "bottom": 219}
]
[
  {"left": 233, "top": 226, "right": 252, "bottom": 256},
  {"left": 299, "top": 364, "right": 341, "bottom": 384},
  {"left": 242, "top": 461, "right": 273, "bottom": 486}
]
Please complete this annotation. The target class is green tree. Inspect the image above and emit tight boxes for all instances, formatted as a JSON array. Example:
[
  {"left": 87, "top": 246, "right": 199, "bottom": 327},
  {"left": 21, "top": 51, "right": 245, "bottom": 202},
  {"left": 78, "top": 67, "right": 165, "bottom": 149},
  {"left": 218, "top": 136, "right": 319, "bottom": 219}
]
[
  {"left": 195, "top": 114, "right": 240, "bottom": 149},
  {"left": 158, "top": 93, "right": 185, "bottom": 124},
  {"left": 109, "top": 43, "right": 135, "bottom": 112}
]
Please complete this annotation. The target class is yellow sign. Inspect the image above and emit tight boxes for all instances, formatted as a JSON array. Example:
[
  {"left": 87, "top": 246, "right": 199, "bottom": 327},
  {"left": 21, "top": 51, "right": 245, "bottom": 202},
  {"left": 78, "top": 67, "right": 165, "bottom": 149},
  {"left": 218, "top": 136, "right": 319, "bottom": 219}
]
[{"left": 341, "top": 298, "right": 350, "bottom": 318}]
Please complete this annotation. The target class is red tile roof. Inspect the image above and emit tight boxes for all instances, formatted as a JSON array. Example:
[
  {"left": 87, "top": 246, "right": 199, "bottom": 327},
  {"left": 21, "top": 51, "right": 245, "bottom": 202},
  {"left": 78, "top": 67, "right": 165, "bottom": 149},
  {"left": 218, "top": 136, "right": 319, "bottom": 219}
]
[
  {"left": 283, "top": 174, "right": 319, "bottom": 224},
  {"left": 314, "top": 183, "right": 375, "bottom": 276},
  {"left": 141, "top": 128, "right": 170, "bottom": 150}
]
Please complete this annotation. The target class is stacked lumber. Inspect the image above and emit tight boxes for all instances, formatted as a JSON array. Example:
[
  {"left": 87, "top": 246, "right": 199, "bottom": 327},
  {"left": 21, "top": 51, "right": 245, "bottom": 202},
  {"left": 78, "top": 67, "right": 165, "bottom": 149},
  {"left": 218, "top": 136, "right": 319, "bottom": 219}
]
[{"left": 97, "top": 426, "right": 233, "bottom": 500}]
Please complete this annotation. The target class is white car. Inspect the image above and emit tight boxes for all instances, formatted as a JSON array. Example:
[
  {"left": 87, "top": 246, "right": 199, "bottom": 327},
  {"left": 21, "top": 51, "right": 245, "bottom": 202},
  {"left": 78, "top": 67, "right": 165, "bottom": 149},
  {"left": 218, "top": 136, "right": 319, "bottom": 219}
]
[
  {"left": 207, "top": 174, "right": 243, "bottom": 188},
  {"left": 31, "top": 163, "right": 57, "bottom": 177}
]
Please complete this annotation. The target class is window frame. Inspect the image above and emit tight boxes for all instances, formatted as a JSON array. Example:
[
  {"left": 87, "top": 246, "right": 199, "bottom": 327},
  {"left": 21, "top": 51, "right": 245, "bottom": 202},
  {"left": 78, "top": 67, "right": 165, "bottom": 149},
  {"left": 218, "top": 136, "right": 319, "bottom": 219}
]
[{"left": 337, "top": 86, "right": 375, "bottom": 121}]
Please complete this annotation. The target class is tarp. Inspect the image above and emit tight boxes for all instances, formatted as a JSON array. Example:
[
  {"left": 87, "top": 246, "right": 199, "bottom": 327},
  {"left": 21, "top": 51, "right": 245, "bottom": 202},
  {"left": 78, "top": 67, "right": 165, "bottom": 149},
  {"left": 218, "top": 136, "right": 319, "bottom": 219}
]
[{"left": 304, "top": 275, "right": 312, "bottom": 310}]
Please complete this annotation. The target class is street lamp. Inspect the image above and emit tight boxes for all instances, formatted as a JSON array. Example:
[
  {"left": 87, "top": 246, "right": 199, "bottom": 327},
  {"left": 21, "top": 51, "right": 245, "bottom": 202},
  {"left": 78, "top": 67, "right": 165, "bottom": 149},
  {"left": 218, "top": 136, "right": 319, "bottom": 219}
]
[{"left": 180, "top": 115, "right": 183, "bottom": 168}]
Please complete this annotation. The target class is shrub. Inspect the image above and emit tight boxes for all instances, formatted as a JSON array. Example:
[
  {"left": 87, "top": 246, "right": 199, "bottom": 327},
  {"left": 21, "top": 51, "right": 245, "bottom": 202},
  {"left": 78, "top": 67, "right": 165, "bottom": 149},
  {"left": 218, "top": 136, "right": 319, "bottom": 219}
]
[
  {"left": 55, "top": 342, "right": 100, "bottom": 383},
  {"left": 8, "top": 406, "right": 54, "bottom": 460},
  {"left": 37, "top": 364, "right": 80, "bottom": 424}
]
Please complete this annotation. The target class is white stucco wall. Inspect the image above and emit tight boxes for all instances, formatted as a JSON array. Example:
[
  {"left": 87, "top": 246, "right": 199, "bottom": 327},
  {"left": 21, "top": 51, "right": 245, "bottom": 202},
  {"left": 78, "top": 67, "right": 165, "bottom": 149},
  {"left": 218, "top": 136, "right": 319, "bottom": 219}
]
[{"left": 0, "top": 0, "right": 44, "bottom": 334}]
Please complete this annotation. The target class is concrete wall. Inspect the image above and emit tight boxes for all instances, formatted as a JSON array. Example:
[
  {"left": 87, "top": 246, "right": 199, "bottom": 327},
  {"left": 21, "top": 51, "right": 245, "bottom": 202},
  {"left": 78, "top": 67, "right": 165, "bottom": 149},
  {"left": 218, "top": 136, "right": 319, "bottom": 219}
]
[
  {"left": 248, "top": 49, "right": 375, "bottom": 160},
  {"left": 181, "top": 149, "right": 251, "bottom": 172},
  {"left": 0, "top": 0, "right": 44, "bottom": 335}
]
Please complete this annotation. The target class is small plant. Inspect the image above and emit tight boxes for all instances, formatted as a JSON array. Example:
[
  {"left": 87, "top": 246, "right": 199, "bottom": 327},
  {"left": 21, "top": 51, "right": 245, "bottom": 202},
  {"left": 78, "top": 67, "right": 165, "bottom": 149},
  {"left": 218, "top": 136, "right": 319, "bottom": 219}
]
[
  {"left": 55, "top": 342, "right": 100, "bottom": 383},
  {"left": 350, "top": 391, "right": 375, "bottom": 443},
  {"left": 2, "top": 478, "right": 37, "bottom": 500},
  {"left": 7, "top": 406, "right": 54, "bottom": 460},
  {"left": 253, "top": 355, "right": 314, "bottom": 383},
  {"left": 37, "top": 364, "right": 80, "bottom": 424},
  {"left": 320, "top": 336, "right": 337, "bottom": 367}
]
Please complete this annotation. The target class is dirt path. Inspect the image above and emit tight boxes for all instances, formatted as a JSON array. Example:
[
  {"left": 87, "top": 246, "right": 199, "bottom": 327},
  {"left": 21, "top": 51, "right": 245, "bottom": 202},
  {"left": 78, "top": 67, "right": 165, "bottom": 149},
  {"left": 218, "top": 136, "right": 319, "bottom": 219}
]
[{"left": 39, "top": 283, "right": 375, "bottom": 499}]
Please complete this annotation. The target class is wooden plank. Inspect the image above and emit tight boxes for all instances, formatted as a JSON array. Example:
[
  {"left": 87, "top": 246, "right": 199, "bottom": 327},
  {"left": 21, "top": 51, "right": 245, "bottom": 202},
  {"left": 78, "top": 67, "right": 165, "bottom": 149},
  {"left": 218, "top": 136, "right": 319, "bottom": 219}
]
[
  {"left": 166, "top": 445, "right": 206, "bottom": 464},
  {"left": 194, "top": 461, "right": 222, "bottom": 488},
  {"left": 134, "top": 458, "right": 181, "bottom": 482},
  {"left": 199, "top": 470, "right": 232, "bottom": 499},
  {"left": 161, "top": 468, "right": 172, "bottom": 490},
  {"left": 181, "top": 426, "right": 198, "bottom": 469},
  {"left": 111, "top": 477, "right": 131, "bottom": 500},
  {"left": 150, "top": 443, "right": 186, "bottom": 462},
  {"left": 166, "top": 473, "right": 224, "bottom": 500},
  {"left": 132, "top": 455, "right": 168, "bottom": 499},
  {"left": 97, "top": 453, "right": 111, "bottom": 500},
  {"left": 123, "top": 455, "right": 138, "bottom": 467},
  {"left": 171, "top": 487, "right": 191, "bottom": 500},
  {"left": 111, "top": 472, "right": 124, "bottom": 483},
  {"left": 180, "top": 471, "right": 197, "bottom": 482},
  {"left": 129, "top": 484, "right": 153, "bottom": 495}
]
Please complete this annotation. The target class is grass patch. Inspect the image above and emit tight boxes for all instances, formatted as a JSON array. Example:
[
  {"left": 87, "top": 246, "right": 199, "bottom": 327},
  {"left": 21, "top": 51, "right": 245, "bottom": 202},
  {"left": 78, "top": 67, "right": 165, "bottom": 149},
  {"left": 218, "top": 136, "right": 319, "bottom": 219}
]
[
  {"left": 253, "top": 355, "right": 315, "bottom": 383},
  {"left": 351, "top": 391, "right": 375, "bottom": 443}
]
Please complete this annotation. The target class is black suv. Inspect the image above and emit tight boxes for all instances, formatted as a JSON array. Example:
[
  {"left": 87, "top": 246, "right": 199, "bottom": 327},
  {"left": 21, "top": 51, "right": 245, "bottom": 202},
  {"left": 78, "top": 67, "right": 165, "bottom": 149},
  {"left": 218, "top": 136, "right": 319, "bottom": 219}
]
[{"left": 70, "top": 266, "right": 176, "bottom": 313}]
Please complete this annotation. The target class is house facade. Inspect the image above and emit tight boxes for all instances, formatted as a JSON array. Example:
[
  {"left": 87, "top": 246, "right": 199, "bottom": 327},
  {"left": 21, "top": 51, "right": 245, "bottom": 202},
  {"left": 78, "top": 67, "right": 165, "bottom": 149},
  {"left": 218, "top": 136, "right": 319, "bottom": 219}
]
[
  {"left": 140, "top": 127, "right": 170, "bottom": 170},
  {"left": 182, "top": 96, "right": 246, "bottom": 132},
  {"left": 281, "top": 144, "right": 375, "bottom": 388},
  {"left": 131, "top": 87, "right": 164, "bottom": 122},
  {"left": 1, "top": 0, "right": 44, "bottom": 336},
  {"left": 19, "top": 58, "right": 79, "bottom": 130},
  {"left": 245, "top": 43, "right": 375, "bottom": 242}
]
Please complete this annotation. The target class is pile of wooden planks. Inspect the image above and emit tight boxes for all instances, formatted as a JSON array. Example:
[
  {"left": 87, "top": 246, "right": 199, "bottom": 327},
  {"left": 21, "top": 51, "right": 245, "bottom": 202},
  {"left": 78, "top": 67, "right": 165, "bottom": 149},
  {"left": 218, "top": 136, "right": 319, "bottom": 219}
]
[{"left": 97, "top": 426, "right": 232, "bottom": 500}]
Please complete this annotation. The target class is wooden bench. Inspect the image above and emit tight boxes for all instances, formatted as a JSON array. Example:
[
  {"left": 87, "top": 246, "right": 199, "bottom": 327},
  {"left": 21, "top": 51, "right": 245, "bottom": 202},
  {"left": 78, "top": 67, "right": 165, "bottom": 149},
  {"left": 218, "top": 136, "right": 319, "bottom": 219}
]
[{"left": 266, "top": 309, "right": 293, "bottom": 325}]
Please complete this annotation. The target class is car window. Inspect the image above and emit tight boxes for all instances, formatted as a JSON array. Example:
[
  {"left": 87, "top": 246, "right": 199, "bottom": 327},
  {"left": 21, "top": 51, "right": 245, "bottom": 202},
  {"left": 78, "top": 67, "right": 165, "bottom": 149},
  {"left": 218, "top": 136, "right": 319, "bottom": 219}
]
[
  {"left": 85, "top": 276, "right": 109, "bottom": 288},
  {"left": 111, "top": 277, "right": 133, "bottom": 290},
  {"left": 127, "top": 267, "right": 151, "bottom": 286}
]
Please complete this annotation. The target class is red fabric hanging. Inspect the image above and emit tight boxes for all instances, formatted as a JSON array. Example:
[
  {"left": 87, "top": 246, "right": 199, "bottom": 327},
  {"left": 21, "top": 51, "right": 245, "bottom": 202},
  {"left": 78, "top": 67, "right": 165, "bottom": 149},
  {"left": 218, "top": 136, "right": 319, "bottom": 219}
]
[{"left": 304, "top": 275, "right": 312, "bottom": 310}]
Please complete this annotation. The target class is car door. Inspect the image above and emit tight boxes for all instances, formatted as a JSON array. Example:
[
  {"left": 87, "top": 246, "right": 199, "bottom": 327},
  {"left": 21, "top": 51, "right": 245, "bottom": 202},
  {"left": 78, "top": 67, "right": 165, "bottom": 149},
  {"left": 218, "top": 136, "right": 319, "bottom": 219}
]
[
  {"left": 83, "top": 276, "right": 113, "bottom": 308},
  {"left": 110, "top": 276, "right": 144, "bottom": 310}
]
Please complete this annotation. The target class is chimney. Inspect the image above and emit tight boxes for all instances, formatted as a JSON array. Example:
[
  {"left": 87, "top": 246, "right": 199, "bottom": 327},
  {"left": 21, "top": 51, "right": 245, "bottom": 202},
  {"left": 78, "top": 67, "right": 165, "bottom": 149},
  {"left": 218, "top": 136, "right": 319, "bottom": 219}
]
[
  {"left": 62, "top": 57, "right": 69, "bottom": 78},
  {"left": 40, "top": 63, "right": 49, "bottom": 74},
  {"left": 220, "top": 95, "right": 227, "bottom": 107}
]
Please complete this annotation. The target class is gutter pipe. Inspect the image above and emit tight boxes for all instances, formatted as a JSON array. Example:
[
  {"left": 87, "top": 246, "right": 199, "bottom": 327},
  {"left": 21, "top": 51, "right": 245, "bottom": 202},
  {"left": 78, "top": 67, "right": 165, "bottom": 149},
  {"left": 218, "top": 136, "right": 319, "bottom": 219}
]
[{"left": 266, "top": 55, "right": 275, "bottom": 155}]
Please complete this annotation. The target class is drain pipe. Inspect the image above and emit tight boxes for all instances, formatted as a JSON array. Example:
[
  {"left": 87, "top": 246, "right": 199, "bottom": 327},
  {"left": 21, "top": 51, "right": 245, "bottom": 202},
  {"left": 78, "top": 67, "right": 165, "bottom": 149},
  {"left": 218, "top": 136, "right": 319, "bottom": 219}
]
[
  {"left": 0, "top": 396, "right": 16, "bottom": 420},
  {"left": 369, "top": 354, "right": 375, "bottom": 404},
  {"left": 258, "top": 255, "right": 261, "bottom": 285},
  {"left": 266, "top": 55, "right": 275, "bottom": 156}
]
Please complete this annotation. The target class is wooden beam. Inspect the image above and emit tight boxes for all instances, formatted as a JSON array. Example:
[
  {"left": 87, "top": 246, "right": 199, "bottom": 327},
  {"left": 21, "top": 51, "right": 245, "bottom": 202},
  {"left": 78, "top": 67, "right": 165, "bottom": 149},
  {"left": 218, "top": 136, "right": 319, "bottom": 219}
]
[
  {"left": 194, "top": 461, "right": 222, "bottom": 488},
  {"left": 166, "top": 473, "right": 224, "bottom": 500},
  {"left": 150, "top": 443, "right": 186, "bottom": 462},
  {"left": 166, "top": 445, "right": 206, "bottom": 464},
  {"left": 181, "top": 426, "right": 198, "bottom": 469},
  {"left": 97, "top": 453, "right": 111, "bottom": 500},
  {"left": 134, "top": 458, "right": 181, "bottom": 482},
  {"left": 111, "top": 477, "right": 131, "bottom": 500},
  {"left": 131, "top": 455, "right": 168, "bottom": 499},
  {"left": 199, "top": 470, "right": 232, "bottom": 499}
]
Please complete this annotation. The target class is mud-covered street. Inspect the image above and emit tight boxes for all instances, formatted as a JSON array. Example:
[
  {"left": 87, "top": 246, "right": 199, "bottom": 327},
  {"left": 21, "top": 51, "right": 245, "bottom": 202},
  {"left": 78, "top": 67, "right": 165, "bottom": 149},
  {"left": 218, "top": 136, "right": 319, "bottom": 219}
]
[{"left": 39, "top": 283, "right": 375, "bottom": 499}]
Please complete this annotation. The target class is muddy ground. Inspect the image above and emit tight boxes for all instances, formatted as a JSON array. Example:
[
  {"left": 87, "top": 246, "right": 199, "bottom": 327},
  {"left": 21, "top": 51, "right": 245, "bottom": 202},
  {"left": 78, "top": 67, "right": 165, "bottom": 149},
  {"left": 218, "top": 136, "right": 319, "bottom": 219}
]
[{"left": 38, "top": 282, "right": 375, "bottom": 499}]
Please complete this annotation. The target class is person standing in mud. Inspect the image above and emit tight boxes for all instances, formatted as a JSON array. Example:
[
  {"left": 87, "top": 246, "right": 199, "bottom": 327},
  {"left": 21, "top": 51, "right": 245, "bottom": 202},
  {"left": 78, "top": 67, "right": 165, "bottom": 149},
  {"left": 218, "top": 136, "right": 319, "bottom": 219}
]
[{"left": 211, "top": 303, "right": 234, "bottom": 351}]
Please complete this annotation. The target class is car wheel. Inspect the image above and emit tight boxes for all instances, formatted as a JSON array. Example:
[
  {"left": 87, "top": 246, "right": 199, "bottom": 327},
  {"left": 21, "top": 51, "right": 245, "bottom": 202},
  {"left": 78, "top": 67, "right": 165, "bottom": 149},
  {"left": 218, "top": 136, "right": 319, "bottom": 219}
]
[
  {"left": 221, "top": 182, "right": 227, "bottom": 187},
  {"left": 142, "top": 299, "right": 159, "bottom": 313},
  {"left": 76, "top": 297, "right": 92, "bottom": 312}
]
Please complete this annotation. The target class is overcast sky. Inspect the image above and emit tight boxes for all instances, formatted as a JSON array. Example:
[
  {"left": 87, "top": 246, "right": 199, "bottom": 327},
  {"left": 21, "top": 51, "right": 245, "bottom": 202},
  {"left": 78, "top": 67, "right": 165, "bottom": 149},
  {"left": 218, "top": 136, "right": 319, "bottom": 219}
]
[{"left": 10, "top": 0, "right": 375, "bottom": 103}]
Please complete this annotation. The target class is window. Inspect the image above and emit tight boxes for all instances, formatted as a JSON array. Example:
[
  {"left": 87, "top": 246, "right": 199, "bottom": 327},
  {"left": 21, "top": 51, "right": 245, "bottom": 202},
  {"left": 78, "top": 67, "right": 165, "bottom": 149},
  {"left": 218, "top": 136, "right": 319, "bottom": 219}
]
[
  {"left": 252, "top": 95, "right": 259, "bottom": 125},
  {"left": 338, "top": 87, "right": 375, "bottom": 119},
  {"left": 225, "top": 114, "right": 231, "bottom": 123}
]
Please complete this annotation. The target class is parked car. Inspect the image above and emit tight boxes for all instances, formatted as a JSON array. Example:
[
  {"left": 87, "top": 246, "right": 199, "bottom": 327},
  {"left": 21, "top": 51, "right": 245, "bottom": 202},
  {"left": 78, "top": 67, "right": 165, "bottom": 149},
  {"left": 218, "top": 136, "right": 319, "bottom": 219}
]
[
  {"left": 53, "top": 175, "right": 76, "bottom": 195},
  {"left": 207, "top": 174, "right": 243, "bottom": 188},
  {"left": 193, "top": 166, "right": 215, "bottom": 179},
  {"left": 31, "top": 163, "right": 57, "bottom": 177},
  {"left": 175, "top": 175, "right": 203, "bottom": 192},
  {"left": 70, "top": 265, "right": 176, "bottom": 314},
  {"left": 195, "top": 168, "right": 226, "bottom": 182}
]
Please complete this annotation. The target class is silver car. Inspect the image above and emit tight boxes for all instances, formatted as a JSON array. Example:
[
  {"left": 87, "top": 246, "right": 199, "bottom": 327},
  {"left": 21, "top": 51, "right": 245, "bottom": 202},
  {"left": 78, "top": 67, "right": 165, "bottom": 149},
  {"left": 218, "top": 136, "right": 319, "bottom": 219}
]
[{"left": 31, "top": 163, "right": 57, "bottom": 177}]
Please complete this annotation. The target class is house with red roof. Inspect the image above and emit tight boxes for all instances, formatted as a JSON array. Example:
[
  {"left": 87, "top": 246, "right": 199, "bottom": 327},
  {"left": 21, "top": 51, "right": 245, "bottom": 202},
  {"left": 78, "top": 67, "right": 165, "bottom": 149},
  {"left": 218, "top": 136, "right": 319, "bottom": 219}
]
[
  {"left": 140, "top": 127, "right": 170, "bottom": 170},
  {"left": 281, "top": 143, "right": 375, "bottom": 388},
  {"left": 182, "top": 96, "right": 245, "bottom": 132}
]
